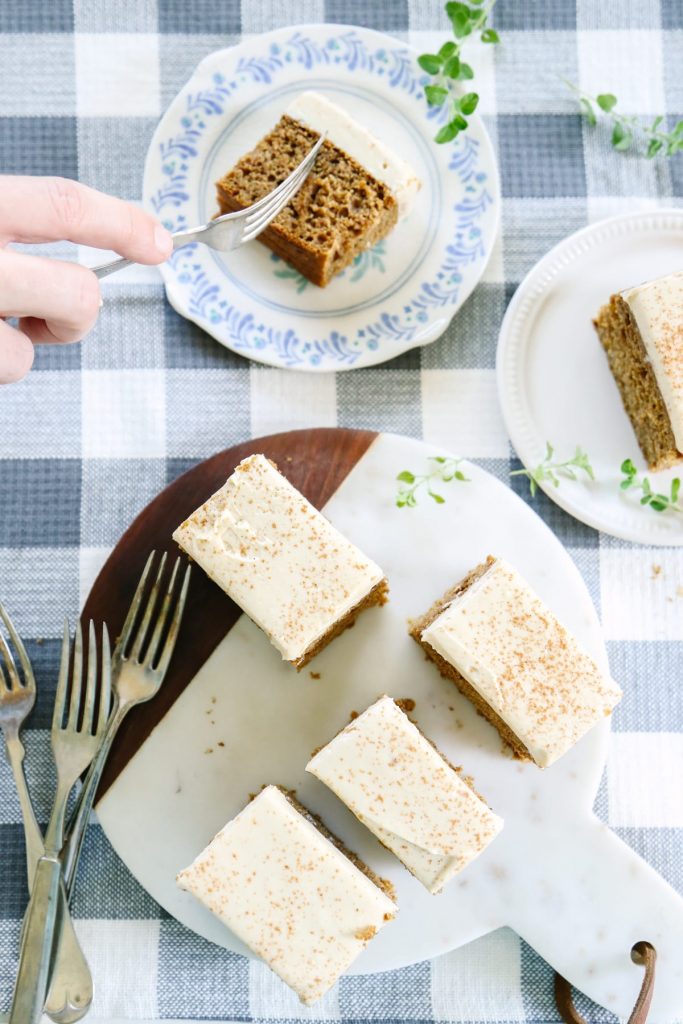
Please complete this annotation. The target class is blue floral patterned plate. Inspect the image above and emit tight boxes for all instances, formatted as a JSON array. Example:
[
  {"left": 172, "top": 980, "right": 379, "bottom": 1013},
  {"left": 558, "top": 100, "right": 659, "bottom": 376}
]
[{"left": 143, "top": 24, "right": 500, "bottom": 371}]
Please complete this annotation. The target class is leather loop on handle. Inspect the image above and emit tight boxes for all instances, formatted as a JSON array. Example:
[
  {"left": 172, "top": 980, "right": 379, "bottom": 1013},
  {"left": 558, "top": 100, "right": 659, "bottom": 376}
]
[{"left": 555, "top": 942, "right": 657, "bottom": 1024}]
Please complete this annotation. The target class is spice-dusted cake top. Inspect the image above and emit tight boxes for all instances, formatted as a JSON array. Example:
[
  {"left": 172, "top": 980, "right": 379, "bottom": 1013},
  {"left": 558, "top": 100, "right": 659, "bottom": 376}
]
[
  {"left": 177, "top": 786, "right": 396, "bottom": 1005},
  {"left": 307, "top": 696, "right": 503, "bottom": 893},
  {"left": 622, "top": 271, "right": 683, "bottom": 450},
  {"left": 172, "top": 454, "right": 385, "bottom": 664},
  {"left": 420, "top": 559, "right": 622, "bottom": 769},
  {"left": 286, "top": 91, "right": 422, "bottom": 217}
]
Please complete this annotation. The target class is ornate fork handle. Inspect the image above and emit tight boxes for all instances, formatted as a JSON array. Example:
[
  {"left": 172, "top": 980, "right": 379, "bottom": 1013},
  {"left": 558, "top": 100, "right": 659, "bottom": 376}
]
[
  {"left": 3, "top": 730, "right": 43, "bottom": 887},
  {"left": 62, "top": 699, "right": 127, "bottom": 893}
]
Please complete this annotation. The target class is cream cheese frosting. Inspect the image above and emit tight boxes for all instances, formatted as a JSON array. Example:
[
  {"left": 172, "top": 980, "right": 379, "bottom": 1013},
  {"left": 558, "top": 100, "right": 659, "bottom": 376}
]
[
  {"left": 621, "top": 271, "right": 683, "bottom": 451},
  {"left": 177, "top": 786, "right": 396, "bottom": 1004},
  {"left": 421, "top": 559, "right": 622, "bottom": 769},
  {"left": 286, "top": 91, "right": 422, "bottom": 218},
  {"left": 172, "top": 454, "right": 386, "bottom": 664},
  {"left": 307, "top": 696, "right": 503, "bottom": 893}
]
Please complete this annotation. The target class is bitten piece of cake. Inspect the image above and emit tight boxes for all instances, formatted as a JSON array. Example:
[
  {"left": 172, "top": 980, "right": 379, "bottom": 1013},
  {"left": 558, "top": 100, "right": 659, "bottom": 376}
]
[
  {"left": 177, "top": 786, "right": 396, "bottom": 1004},
  {"left": 307, "top": 696, "right": 503, "bottom": 893},
  {"left": 215, "top": 91, "right": 421, "bottom": 287},
  {"left": 410, "top": 557, "right": 622, "bottom": 769},
  {"left": 594, "top": 270, "right": 683, "bottom": 471},
  {"left": 172, "top": 454, "right": 388, "bottom": 669}
]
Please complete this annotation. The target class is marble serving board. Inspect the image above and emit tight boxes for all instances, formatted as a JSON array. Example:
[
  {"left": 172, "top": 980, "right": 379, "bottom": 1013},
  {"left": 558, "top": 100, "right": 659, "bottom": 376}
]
[{"left": 83, "top": 429, "right": 683, "bottom": 1020}]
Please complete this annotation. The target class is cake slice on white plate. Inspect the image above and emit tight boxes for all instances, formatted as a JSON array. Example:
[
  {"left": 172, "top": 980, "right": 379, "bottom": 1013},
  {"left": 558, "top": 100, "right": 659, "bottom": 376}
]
[
  {"left": 215, "top": 90, "right": 421, "bottom": 286},
  {"left": 594, "top": 269, "right": 683, "bottom": 471}
]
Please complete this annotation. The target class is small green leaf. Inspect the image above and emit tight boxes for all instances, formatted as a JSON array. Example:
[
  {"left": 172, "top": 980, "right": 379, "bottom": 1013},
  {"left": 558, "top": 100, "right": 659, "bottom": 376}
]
[
  {"left": 438, "top": 40, "right": 458, "bottom": 59},
  {"left": 445, "top": 0, "right": 471, "bottom": 17},
  {"left": 430, "top": 491, "right": 446, "bottom": 504},
  {"left": 673, "top": 120, "right": 683, "bottom": 137},
  {"left": 396, "top": 470, "right": 415, "bottom": 484},
  {"left": 425, "top": 84, "right": 449, "bottom": 106},
  {"left": 621, "top": 458, "right": 636, "bottom": 475},
  {"left": 580, "top": 98, "right": 597, "bottom": 126},
  {"left": 650, "top": 499, "right": 668, "bottom": 512},
  {"left": 620, "top": 479, "right": 633, "bottom": 490},
  {"left": 450, "top": 11, "right": 472, "bottom": 37},
  {"left": 431, "top": 456, "right": 447, "bottom": 464},
  {"left": 545, "top": 441, "right": 554, "bottom": 461},
  {"left": 597, "top": 93, "right": 618, "bottom": 112},
  {"left": 611, "top": 122, "right": 633, "bottom": 151},
  {"left": 481, "top": 27, "right": 500, "bottom": 43},
  {"left": 647, "top": 138, "right": 663, "bottom": 158},
  {"left": 443, "top": 54, "right": 461, "bottom": 78},
  {"left": 640, "top": 495, "right": 652, "bottom": 506},
  {"left": 458, "top": 62, "right": 474, "bottom": 80},
  {"left": 672, "top": 478, "right": 681, "bottom": 503},
  {"left": 459, "top": 91, "right": 479, "bottom": 115},
  {"left": 455, "top": 470, "right": 467, "bottom": 481},
  {"left": 417, "top": 53, "right": 443, "bottom": 75},
  {"left": 435, "top": 120, "right": 462, "bottom": 143},
  {"left": 651, "top": 115, "right": 664, "bottom": 131}
]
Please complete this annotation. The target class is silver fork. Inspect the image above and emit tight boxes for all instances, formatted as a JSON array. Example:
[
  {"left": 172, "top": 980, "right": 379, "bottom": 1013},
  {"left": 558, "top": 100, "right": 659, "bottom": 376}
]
[
  {"left": 0, "top": 603, "right": 94, "bottom": 1024},
  {"left": 61, "top": 552, "right": 191, "bottom": 893},
  {"left": 92, "top": 135, "right": 325, "bottom": 280},
  {"left": 9, "top": 621, "right": 111, "bottom": 1024}
]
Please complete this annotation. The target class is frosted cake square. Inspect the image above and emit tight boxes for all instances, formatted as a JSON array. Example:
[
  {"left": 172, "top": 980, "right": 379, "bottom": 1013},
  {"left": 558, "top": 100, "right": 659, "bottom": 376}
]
[
  {"left": 410, "top": 557, "right": 622, "bottom": 769},
  {"left": 177, "top": 786, "right": 396, "bottom": 1004},
  {"left": 307, "top": 695, "right": 503, "bottom": 894},
  {"left": 173, "top": 454, "right": 388, "bottom": 668}
]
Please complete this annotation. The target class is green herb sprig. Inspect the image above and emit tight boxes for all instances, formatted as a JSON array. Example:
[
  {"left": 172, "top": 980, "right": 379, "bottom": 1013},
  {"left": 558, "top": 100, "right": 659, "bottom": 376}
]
[
  {"left": 566, "top": 82, "right": 683, "bottom": 158},
  {"left": 396, "top": 456, "right": 470, "bottom": 508},
  {"left": 418, "top": 1, "right": 500, "bottom": 144},
  {"left": 511, "top": 443, "right": 595, "bottom": 497},
  {"left": 620, "top": 459, "right": 683, "bottom": 514}
]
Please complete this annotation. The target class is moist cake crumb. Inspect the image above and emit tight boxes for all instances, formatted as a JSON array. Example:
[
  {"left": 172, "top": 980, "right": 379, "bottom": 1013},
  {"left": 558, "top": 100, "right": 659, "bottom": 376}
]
[
  {"left": 214, "top": 91, "right": 420, "bottom": 287},
  {"left": 594, "top": 271, "right": 683, "bottom": 471}
]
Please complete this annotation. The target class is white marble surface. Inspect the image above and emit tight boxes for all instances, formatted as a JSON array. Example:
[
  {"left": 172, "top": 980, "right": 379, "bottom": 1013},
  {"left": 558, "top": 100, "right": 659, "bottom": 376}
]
[{"left": 97, "top": 433, "right": 683, "bottom": 1019}]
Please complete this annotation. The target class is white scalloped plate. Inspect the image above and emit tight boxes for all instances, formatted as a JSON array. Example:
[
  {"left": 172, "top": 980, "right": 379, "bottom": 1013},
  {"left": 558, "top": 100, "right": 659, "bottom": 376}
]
[
  {"left": 497, "top": 209, "right": 683, "bottom": 546},
  {"left": 143, "top": 24, "right": 500, "bottom": 371}
]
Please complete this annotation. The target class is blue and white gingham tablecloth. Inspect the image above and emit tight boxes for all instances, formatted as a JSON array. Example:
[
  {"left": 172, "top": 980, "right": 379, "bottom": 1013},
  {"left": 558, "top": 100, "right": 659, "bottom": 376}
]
[{"left": 1, "top": 0, "right": 682, "bottom": 1020}]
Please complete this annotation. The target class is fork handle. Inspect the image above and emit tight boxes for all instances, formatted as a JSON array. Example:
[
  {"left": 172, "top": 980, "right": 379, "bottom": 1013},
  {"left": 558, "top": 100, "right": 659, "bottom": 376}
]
[
  {"left": 62, "top": 700, "right": 127, "bottom": 894},
  {"left": 10, "top": 855, "right": 62, "bottom": 1024},
  {"left": 4, "top": 732, "right": 43, "bottom": 890},
  {"left": 91, "top": 232, "right": 196, "bottom": 280},
  {"left": 92, "top": 256, "right": 133, "bottom": 280}
]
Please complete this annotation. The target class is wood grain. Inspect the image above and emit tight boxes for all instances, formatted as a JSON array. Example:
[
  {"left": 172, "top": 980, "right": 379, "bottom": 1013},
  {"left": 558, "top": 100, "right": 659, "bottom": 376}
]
[{"left": 82, "top": 428, "right": 378, "bottom": 802}]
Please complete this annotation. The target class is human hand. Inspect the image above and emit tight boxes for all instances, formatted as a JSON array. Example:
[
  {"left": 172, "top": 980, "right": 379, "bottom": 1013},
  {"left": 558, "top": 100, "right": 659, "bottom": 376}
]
[{"left": 0, "top": 176, "right": 173, "bottom": 383}]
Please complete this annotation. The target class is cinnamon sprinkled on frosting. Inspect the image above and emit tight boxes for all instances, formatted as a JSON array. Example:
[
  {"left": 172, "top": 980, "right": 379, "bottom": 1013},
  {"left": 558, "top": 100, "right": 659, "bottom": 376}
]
[
  {"left": 622, "top": 271, "right": 683, "bottom": 450},
  {"left": 177, "top": 786, "right": 396, "bottom": 1004},
  {"left": 307, "top": 696, "right": 503, "bottom": 893},
  {"left": 421, "top": 559, "right": 622, "bottom": 768},
  {"left": 172, "top": 454, "right": 385, "bottom": 664}
]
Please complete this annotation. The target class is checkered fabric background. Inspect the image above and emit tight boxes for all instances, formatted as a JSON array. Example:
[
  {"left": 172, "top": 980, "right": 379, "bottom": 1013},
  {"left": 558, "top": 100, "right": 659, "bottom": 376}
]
[{"left": 1, "top": 0, "right": 683, "bottom": 1021}]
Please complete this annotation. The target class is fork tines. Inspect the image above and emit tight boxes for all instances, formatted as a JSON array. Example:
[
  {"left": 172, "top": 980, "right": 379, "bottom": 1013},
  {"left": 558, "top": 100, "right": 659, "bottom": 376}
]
[
  {"left": 116, "top": 551, "right": 191, "bottom": 674},
  {"left": 0, "top": 601, "right": 34, "bottom": 695},
  {"left": 239, "top": 133, "right": 325, "bottom": 245},
  {"left": 54, "top": 621, "right": 111, "bottom": 735}
]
